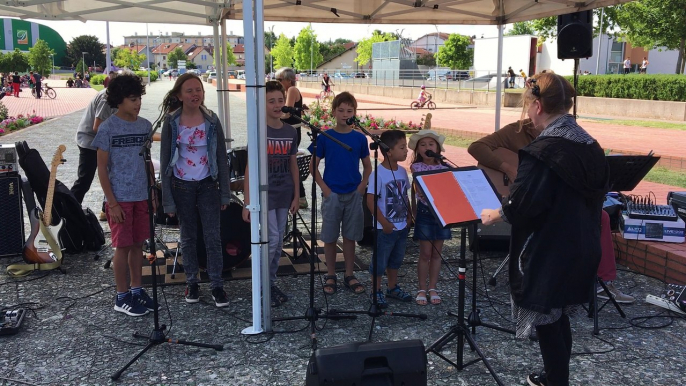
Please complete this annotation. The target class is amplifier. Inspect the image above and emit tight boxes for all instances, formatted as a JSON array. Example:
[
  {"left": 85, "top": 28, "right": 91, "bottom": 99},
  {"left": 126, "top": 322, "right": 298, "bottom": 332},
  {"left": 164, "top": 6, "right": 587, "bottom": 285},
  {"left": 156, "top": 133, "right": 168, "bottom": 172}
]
[
  {"left": 0, "top": 173, "right": 24, "bottom": 257},
  {"left": 0, "top": 143, "right": 19, "bottom": 174},
  {"left": 668, "top": 191, "right": 686, "bottom": 222},
  {"left": 620, "top": 214, "right": 685, "bottom": 243}
]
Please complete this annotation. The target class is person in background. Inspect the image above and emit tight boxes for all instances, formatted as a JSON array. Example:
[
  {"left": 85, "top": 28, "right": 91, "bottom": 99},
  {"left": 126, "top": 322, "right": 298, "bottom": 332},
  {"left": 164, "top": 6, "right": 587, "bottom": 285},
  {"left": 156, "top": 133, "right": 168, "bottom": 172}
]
[
  {"left": 623, "top": 57, "right": 631, "bottom": 74},
  {"left": 104, "top": 71, "right": 115, "bottom": 88},
  {"left": 520, "top": 69, "right": 527, "bottom": 82},
  {"left": 12, "top": 72, "right": 20, "bottom": 97},
  {"left": 242, "top": 81, "right": 299, "bottom": 307},
  {"left": 66, "top": 78, "right": 75, "bottom": 88},
  {"left": 640, "top": 57, "right": 649, "bottom": 74},
  {"left": 276, "top": 67, "right": 309, "bottom": 209},
  {"left": 158, "top": 73, "right": 231, "bottom": 307},
  {"left": 321, "top": 73, "right": 332, "bottom": 93},
  {"left": 31, "top": 71, "right": 42, "bottom": 99},
  {"left": 507, "top": 66, "right": 516, "bottom": 88},
  {"left": 416, "top": 85, "right": 429, "bottom": 106},
  {"left": 480, "top": 72, "right": 609, "bottom": 386}
]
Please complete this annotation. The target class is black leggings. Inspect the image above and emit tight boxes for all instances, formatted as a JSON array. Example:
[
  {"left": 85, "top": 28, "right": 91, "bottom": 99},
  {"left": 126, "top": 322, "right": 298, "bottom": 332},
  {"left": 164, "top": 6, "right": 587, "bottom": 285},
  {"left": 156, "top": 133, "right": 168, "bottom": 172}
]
[{"left": 535, "top": 314, "right": 572, "bottom": 386}]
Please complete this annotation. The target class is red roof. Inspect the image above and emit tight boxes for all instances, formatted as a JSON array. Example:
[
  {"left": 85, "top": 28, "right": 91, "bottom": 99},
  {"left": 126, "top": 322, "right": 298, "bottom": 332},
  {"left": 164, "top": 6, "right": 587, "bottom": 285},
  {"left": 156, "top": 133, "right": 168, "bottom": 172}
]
[
  {"left": 233, "top": 44, "right": 244, "bottom": 53},
  {"left": 152, "top": 43, "right": 180, "bottom": 54}
]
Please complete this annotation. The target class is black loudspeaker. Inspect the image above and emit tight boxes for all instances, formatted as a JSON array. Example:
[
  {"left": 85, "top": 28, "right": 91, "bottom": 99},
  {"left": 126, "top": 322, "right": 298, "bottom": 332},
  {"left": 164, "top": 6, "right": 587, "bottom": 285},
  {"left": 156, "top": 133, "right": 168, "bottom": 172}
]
[
  {"left": 305, "top": 340, "right": 427, "bottom": 386},
  {"left": 0, "top": 173, "right": 24, "bottom": 257},
  {"left": 557, "top": 10, "right": 593, "bottom": 59},
  {"left": 474, "top": 222, "right": 511, "bottom": 251}
]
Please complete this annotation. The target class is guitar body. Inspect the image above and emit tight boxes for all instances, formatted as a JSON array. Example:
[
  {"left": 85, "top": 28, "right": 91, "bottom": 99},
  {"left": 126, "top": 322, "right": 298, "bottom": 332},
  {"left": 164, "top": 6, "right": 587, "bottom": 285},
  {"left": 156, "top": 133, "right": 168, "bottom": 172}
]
[
  {"left": 23, "top": 208, "right": 63, "bottom": 264},
  {"left": 477, "top": 148, "right": 519, "bottom": 197}
]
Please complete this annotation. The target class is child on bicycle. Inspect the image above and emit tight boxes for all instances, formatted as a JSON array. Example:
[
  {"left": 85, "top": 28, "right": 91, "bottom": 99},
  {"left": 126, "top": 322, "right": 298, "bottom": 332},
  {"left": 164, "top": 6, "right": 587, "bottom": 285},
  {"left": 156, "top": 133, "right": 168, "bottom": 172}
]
[{"left": 417, "top": 85, "right": 430, "bottom": 106}]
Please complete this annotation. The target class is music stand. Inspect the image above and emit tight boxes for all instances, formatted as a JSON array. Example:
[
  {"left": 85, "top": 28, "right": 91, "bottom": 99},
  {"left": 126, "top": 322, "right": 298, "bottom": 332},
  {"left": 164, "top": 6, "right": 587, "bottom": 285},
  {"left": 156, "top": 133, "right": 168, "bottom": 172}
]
[
  {"left": 415, "top": 167, "right": 505, "bottom": 386},
  {"left": 283, "top": 155, "right": 314, "bottom": 261}
]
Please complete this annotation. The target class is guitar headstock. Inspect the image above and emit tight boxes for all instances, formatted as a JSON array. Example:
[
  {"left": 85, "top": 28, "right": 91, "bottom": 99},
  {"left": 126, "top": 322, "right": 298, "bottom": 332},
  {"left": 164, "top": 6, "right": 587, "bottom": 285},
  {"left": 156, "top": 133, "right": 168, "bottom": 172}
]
[{"left": 51, "top": 145, "right": 66, "bottom": 168}]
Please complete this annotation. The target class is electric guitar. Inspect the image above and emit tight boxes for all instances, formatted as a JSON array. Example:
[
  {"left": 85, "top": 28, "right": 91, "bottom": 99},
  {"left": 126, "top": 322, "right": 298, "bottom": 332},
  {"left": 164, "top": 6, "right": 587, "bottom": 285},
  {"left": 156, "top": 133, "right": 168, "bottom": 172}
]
[
  {"left": 23, "top": 145, "right": 66, "bottom": 264},
  {"left": 476, "top": 148, "right": 519, "bottom": 198}
]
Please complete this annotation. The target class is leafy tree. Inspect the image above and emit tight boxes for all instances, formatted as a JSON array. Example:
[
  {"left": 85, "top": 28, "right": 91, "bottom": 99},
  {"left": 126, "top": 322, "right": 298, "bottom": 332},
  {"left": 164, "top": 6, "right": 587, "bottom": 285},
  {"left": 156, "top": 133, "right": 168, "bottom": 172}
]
[
  {"left": 186, "top": 61, "right": 197, "bottom": 69},
  {"left": 271, "top": 33, "right": 294, "bottom": 69},
  {"left": 506, "top": 21, "right": 536, "bottom": 36},
  {"left": 28, "top": 39, "right": 55, "bottom": 76},
  {"left": 355, "top": 30, "right": 396, "bottom": 66},
  {"left": 416, "top": 53, "right": 436, "bottom": 67},
  {"left": 333, "top": 38, "right": 353, "bottom": 45},
  {"left": 114, "top": 48, "right": 146, "bottom": 70},
  {"left": 66, "top": 35, "right": 105, "bottom": 67},
  {"left": 435, "top": 34, "right": 473, "bottom": 70},
  {"left": 167, "top": 47, "right": 187, "bottom": 69},
  {"left": 212, "top": 44, "right": 237, "bottom": 67},
  {"left": 293, "top": 26, "right": 323, "bottom": 71},
  {"left": 614, "top": 0, "right": 686, "bottom": 74},
  {"left": 265, "top": 30, "right": 277, "bottom": 50},
  {"left": 319, "top": 40, "right": 349, "bottom": 63},
  {"left": 5, "top": 48, "right": 30, "bottom": 72}
]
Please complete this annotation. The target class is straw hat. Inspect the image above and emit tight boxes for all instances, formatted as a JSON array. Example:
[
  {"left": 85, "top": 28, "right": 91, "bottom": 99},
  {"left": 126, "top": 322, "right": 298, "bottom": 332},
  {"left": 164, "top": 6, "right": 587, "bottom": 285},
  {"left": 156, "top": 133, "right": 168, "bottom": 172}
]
[{"left": 408, "top": 130, "right": 445, "bottom": 152}]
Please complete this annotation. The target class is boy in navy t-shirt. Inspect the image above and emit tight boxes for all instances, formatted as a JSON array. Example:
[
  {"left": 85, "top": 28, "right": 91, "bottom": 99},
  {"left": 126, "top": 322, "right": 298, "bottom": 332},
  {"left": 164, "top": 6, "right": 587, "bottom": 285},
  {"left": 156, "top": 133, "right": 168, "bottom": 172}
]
[
  {"left": 92, "top": 73, "right": 157, "bottom": 317},
  {"left": 313, "top": 92, "right": 371, "bottom": 296}
]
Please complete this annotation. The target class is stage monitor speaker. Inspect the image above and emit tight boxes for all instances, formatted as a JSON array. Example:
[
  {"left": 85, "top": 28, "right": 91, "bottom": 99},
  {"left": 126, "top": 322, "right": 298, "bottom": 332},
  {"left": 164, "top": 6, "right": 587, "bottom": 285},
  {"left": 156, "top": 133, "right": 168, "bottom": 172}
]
[
  {"left": 0, "top": 173, "right": 24, "bottom": 257},
  {"left": 557, "top": 10, "right": 593, "bottom": 59},
  {"left": 305, "top": 340, "right": 427, "bottom": 386},
  {"left": 474, "top": 222, "right": 511, "bottom": 251}
]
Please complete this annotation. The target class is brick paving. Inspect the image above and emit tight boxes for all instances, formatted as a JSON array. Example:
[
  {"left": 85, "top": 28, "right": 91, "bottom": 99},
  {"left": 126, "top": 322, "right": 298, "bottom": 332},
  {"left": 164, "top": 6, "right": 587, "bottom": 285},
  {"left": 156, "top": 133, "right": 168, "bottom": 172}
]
[{"left": 2, "top": 86, "right": 98, "bottom": 118}]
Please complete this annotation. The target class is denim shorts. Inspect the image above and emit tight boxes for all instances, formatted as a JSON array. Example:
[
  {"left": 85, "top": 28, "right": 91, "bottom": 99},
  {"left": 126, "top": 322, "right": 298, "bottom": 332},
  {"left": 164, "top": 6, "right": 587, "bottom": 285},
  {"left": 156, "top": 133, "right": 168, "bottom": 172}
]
[
  {"left": 369, "top": 226, "right": 409, "bottom": 276},
  {"left": 414, "top": 202, "right": 451, "bottom": 241}
]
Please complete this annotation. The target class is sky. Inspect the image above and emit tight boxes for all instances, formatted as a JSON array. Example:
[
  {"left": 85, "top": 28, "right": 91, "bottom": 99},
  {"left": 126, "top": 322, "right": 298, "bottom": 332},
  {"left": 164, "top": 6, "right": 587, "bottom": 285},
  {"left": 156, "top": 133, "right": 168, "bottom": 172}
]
[{"left": 28, "top": 19, "right": 504, "bottom": 46}]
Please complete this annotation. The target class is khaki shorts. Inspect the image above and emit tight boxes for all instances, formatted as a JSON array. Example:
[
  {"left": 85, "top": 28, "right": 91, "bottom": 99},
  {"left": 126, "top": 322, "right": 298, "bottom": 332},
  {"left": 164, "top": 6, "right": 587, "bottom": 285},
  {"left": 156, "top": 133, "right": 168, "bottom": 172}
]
[{"left": 319, "top": 191, "right": 364, "bottom": 243}]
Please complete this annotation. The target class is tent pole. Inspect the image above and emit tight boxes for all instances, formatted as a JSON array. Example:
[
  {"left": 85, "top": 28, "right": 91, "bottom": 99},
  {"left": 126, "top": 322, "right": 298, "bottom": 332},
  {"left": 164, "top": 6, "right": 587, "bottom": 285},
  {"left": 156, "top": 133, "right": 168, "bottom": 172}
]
[
  {"left": 213, "top": 21, "right": 226, "bottom": 134},
  {"left": 240, "top": 0, "right": 266, "bottom": 335},
  {"left": 494, "top": 24, "right": 504, "bottom": 132},
  {"left": 106, "top": 21, "right": 111, "bottom": 73},
  {"left": 221, "top": 19, "right": 232, "bottom": 140}
]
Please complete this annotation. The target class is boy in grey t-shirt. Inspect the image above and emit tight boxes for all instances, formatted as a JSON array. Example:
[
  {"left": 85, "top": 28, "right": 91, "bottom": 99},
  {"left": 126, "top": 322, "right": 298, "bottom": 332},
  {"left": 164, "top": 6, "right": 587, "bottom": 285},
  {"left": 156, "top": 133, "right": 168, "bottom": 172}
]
[{"left": 92, "top": 74, "right": 157, "bottom": 317}]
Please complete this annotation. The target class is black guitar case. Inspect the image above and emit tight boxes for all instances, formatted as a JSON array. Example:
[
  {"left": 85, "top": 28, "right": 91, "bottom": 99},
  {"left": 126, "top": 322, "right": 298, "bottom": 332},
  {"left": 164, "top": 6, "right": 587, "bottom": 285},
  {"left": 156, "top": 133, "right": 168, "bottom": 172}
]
[{"left": 16, "top": 141, "right": 105, "bottom": 254}]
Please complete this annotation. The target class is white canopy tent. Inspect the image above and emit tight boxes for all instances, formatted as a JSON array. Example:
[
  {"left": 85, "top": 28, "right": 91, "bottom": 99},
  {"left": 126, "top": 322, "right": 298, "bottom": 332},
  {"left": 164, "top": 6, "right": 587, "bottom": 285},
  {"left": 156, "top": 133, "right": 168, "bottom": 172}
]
[{"left": 0, "top": 0, "right": 633, "bottom": 334}]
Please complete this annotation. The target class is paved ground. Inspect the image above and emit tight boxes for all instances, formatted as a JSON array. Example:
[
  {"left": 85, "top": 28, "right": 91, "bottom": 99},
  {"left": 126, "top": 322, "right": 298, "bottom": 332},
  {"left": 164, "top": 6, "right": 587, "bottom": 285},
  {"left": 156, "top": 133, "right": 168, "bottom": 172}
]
[
  {"left": 3, "top": 86, "right": 98, "bottom": 119},
  {"left": 1, "top": 81, "right": 685, "bottom": 385}
]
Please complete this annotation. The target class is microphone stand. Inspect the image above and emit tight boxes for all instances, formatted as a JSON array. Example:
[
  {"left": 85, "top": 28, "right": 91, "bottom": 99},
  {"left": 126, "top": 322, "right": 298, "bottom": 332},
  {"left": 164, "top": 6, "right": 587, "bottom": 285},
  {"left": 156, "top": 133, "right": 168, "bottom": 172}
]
[
  {"left": 271, "top": 113, "right": 356, "bottom": 351},
  {"left": 330, "top": 118, "right": 426, "bottom": 342},
  {"left": 111, "top": 121, "right": 223, "bottom": 380}
]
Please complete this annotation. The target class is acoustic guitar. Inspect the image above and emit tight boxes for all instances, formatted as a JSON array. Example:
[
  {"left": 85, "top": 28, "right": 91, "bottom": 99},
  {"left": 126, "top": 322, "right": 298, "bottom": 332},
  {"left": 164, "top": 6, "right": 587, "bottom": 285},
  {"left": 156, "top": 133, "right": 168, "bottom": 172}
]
[
  {"left": 23, "top": 145, "right": 66, "bottom": 264},
  {"left": 476, "top": 147, "right": 519, "bottom": 198}
]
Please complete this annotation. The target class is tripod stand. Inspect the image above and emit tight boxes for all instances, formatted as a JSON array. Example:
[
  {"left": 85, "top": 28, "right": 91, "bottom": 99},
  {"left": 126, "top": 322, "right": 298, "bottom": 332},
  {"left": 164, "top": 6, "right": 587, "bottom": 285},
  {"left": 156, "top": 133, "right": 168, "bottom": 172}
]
[
  {"left": 586, "top": 277, "right": 626, "bottom": 335},
  {"left": 329, "top": 119, "right": 426, "bottom": 342},
  {"left": 426, "top": 226, "right": 505, "bottom": 386},
  {"left": 282, "top": 155, "right": 313, "bottom": 262},
  {"left": 111, "top": 125, "right": 222, "bottom": 380},
  {"left": 272, "top": 112, "right": 355, "bottom": 350}
]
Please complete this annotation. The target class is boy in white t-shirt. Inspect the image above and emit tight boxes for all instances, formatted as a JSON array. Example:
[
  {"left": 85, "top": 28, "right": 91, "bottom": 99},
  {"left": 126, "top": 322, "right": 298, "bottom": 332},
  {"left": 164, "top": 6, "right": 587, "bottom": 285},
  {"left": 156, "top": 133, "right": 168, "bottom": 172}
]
[{"left": 366, "top": 130, "right": 412, "bottom": 308}]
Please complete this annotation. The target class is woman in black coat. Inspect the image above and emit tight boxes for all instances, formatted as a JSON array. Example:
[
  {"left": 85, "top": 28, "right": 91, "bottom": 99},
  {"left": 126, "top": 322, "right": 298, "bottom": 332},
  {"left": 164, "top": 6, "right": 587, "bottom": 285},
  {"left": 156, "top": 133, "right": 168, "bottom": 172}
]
[{"left": 481, "top": 72, "right": 609, "bottom": 386}]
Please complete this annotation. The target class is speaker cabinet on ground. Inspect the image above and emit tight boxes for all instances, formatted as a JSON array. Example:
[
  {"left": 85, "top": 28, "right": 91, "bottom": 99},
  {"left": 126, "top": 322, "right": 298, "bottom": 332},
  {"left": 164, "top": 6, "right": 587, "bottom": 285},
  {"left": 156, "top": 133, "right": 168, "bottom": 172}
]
[
  {"left": 557, "top": 10, "right": 593, "bottom": 59},
  {"left": 0, "top": 173, "right": 24, "bottom": 257},
  {"left": 305, "top": 340, "right": 427, "bottom": 386},
  {"left": 473, "top": 222, "right": 511, "bottom": 251}
]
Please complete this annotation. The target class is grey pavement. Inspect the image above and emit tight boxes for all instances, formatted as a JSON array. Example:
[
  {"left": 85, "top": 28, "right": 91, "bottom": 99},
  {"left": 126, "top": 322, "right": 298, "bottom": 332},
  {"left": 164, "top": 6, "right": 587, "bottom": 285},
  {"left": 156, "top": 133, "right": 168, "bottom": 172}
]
[{"left": 0, "top": 80, "right": 685, "bottom": 385}]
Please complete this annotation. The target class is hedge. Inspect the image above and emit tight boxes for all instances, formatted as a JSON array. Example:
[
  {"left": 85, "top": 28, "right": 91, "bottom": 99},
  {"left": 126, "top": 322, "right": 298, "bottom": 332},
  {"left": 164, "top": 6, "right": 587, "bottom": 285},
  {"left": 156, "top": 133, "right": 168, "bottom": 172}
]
[
  {"left": 564, "top": 74, "right": 686, "bottom": 102},
  {"left": 90, "top": 71, "right": 159, "bottom": 85}
]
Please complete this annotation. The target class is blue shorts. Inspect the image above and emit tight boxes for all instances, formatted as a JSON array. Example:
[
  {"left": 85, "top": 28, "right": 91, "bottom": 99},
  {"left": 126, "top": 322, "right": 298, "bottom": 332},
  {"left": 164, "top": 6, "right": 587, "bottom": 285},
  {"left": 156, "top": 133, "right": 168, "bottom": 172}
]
[
  {"left": 414, "top": 202, "right": 451, "bottom": 241},
  {"left": 369, "top": 226, "right": 409, "bottom": 276}
]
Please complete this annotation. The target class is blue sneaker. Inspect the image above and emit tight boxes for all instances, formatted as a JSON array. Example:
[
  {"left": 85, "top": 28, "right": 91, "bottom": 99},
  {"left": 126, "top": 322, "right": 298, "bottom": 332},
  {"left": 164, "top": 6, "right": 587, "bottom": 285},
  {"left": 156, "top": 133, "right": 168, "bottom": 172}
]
[
  {"left": 386, "top": 285, "right": 412, "bottom": 302},
  {"left": 135, "top": 288, "right": 161, "bottom": 311},
  {"left": 371, "top": 290, "right": 388, "bottom": 309},
  {"left": 114, "top": 292, "right": 148, "bottom": 317}
]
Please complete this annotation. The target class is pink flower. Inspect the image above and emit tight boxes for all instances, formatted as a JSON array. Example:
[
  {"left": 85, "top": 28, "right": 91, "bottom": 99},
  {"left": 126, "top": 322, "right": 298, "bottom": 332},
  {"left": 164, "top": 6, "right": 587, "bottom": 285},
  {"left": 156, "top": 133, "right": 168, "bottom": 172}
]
[
  {"left": 194, "top": 128, "right": 205, "bottom": 139},
  {"left": 186, "top": 145, "right": 197, "bottom": 153},
  {"left": 200, "top": 155, "right": 208, "bottom": 165},
  {"left": 186, "top": 159, "right": 196, "bottom": 166},
  {"left": 175, "top": 167, "right": 185, "bottom": 178}
]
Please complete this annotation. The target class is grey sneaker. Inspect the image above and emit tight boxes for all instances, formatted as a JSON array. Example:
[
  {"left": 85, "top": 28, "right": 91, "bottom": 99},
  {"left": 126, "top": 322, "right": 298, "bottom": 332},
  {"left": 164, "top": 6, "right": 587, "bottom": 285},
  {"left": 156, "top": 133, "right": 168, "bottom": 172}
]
[{"left": 597, "top": 281, "right": 635, "bottom": 304}]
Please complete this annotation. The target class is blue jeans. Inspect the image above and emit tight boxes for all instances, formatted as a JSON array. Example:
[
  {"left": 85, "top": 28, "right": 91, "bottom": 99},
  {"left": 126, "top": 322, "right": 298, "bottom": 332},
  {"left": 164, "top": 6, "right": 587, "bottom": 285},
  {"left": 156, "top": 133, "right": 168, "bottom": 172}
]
[
  {"left": 369, "top": 227, "right": 409, "bottom": 276},
  {"left": 268, "top": 208, "right": 289, "bottom": 285},
  {"left": 414, "top": 202, "right": 451, "bottom": 241},
  {"left": 171, "top": 176, "right": 223, "bottom": 288}
]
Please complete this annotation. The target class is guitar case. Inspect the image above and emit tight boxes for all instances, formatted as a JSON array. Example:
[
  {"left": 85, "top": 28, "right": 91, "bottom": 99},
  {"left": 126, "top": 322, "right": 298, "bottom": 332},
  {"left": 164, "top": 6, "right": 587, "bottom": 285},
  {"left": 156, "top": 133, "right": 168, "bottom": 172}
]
[{"left": 15, "top": 141, "right": 104, "bottom": 254}]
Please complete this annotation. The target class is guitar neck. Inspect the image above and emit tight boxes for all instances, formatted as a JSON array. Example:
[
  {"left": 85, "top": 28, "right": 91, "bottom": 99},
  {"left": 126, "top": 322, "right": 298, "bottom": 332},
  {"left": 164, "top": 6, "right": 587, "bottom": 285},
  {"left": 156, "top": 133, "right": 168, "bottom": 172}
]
[{"left": 43, "top": 163, "right": 58, "bottom": 226}]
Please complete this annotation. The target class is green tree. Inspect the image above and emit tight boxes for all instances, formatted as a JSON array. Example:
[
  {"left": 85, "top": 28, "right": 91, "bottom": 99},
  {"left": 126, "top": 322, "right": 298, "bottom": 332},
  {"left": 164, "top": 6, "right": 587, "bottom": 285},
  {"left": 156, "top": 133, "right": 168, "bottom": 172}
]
[
  {"left": 614, "top": 0, "right": 686, "bottom": 74},
  {"left": 506, "top": 21, "right": 536, "bottom": 36},
  {"left": 271, "top": 33, "right": 294, "bottom": 69},
  {"left": 355, "top": 30, "right": 396, "bottom": 66},
  {"left": 416, "top": 52, "right": 436, "bottom": 67},
  {"left": 186, "top": 61, "right": 197, "bottom": 69},
  {"left": 293, "top": 26, "right": 323, "bottom": 71},
  {"left": 28, "top": 39, "right": 55, "bottom": 77},
  {"left": 265, "top": 30, "right": 277, "bottom": 51},
  {"left": 114, "top": 48, "right": 146, "bottom": 70},
  {"left": 319, "top": 40, "right": 349, "bottom": 63},
  {"left": 167, "top": 47, "right": 187, "bottom": 69},
  {"left": 212, "top": 44, "right": 237, "bottom": 67},
  {"left": 435, "top": 34, "right": 473, "bottom": 70},
  {"left": 66, "top": 35, "right": 105, "bottom": 67},
  {"left": 7, "top": 48, "right": 30, "bottom": 72},
  {"left": 0, "top": 52, "right": 8, "bottom": 74}
]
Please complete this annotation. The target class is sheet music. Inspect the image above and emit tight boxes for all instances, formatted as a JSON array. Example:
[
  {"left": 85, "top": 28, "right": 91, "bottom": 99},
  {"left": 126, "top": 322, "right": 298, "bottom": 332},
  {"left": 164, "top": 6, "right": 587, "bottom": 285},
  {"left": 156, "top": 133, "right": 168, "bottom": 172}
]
[{"left": 453, "top": 170, "right": 502, "bottom": 216}]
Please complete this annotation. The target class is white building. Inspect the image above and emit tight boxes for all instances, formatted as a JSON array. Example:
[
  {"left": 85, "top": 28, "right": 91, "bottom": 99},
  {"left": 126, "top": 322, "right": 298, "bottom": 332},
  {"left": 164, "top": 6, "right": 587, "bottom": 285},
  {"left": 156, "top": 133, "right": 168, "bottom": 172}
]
[{"left": 410, "top": 32, "right": 450, "bottom": 55}]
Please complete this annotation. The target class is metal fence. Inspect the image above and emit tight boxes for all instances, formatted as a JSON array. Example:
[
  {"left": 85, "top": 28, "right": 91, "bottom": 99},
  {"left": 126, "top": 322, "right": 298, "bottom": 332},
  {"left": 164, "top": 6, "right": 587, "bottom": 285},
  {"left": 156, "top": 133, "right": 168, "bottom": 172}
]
[{"left": 298, "top": 68, "right": 527, "bottom": 91}]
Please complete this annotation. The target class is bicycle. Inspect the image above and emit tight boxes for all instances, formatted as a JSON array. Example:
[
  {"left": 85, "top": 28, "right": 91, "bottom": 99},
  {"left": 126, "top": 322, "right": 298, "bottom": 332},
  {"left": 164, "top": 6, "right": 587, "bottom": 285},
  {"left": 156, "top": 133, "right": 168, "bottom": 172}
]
[
  {"left": 31, "top": 82, "right": 57, "bottom": 99},
  {"left": 410, "top": 93, "right": 436, "bottom": 110},
  {"left": 319, "top": 84, "right": 335, "bottom": 101}
]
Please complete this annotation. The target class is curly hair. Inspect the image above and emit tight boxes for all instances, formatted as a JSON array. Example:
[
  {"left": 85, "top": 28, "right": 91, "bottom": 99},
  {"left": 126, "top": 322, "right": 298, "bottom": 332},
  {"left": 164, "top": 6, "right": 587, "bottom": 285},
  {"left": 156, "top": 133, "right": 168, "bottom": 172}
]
[{"left": 105, "top": 73, "right": 145, "bottom": 109}]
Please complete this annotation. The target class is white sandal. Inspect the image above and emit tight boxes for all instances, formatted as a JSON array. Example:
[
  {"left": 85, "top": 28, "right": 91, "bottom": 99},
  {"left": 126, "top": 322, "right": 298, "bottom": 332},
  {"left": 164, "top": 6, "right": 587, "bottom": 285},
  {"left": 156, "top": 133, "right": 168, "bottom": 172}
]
[
  {"left": 415, "top": 290, "right": 427, "bottom": 305},
  {"left": 428, "top": 289, "right": 441, "bottom": 305}
]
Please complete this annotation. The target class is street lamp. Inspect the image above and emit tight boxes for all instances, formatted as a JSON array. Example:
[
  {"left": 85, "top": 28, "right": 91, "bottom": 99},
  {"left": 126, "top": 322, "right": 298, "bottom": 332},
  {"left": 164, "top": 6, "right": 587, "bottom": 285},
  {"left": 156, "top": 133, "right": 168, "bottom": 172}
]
[
  {"left": 82, "top": 52, "right": 87, "bottom": 77},
  {"left": 50, "top": 54, "right": 54, "bottom": 75}
]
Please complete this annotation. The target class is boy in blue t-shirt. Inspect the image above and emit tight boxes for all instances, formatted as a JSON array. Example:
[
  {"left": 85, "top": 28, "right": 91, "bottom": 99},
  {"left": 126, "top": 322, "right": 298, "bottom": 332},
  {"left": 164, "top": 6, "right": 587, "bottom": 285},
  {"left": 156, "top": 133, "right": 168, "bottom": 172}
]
[
  {"left": 366, "top": 130, "right": 412, "bottom": 308},
  {"left": 92, "top": 73, "right": 157, "bottom": 317},
  {"left": 313, "top": 92, "right": 371, "bottom": 296}
]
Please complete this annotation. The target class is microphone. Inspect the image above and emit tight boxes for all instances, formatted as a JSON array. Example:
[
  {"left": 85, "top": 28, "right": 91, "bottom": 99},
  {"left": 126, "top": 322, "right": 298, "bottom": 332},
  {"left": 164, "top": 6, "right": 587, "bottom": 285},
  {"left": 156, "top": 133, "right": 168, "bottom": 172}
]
[
  {"left": 281, "top": 106, "right": 303, "bottom": 114},
  {"left": 425, "top": 150, "right": 446, "bottom": 160},
  {"left": 345, "top": 116, "right": 358, "bottom": 126}
]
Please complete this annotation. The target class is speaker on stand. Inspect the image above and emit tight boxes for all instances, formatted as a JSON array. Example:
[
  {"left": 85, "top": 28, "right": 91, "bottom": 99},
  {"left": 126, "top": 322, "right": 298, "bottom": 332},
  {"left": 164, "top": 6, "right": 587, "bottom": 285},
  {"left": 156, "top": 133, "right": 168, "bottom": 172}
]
[
  {"left": 557, "top": 10, "right": 593, "bottom": 60},
  {"left": 0, "top": 173, "right": 24, "bottom": 257}
]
